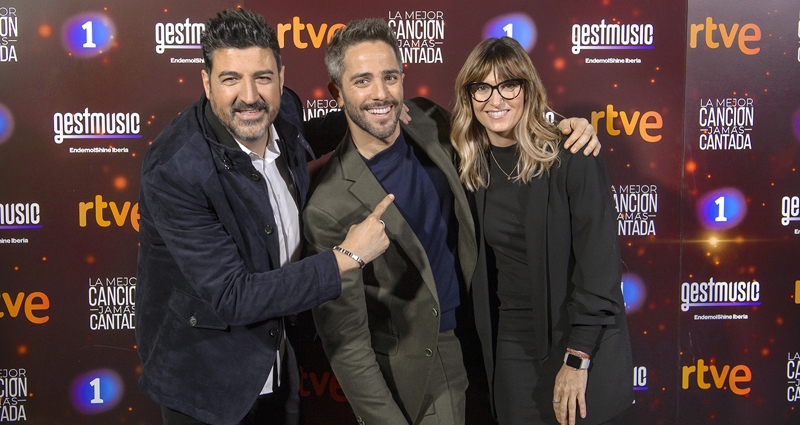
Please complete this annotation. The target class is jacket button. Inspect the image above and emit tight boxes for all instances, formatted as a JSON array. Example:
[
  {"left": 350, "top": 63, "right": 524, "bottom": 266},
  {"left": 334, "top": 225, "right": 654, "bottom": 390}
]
[
  {"left": 189, "top": 315, "right": 198, "bottom": 327},
  {"left": 425, "top": 348, "right": 433, "bottom": 357},
  {"left": 250, "top": 173, "right": 260, "bottom": 181},
  {"left": 431, "top": 308, "right": 438, "bottom": 317},
  {"left": 269, "top": 328, "right": 279, "bottom": 337},
  {"left": 264, "top": 225, "right": 273, "bottom": 234}
]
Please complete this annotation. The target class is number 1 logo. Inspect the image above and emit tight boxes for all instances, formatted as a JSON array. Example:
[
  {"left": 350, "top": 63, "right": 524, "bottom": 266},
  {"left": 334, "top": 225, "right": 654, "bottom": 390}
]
[
  {"left": 70, "top": 369, "right": 124, "bottom": 414},
  {"left": 89, "top": 377, "right": 103, "bottom": 404},
  {"left": 697, "top": 188, "right": 747, "bottom": 230},
  {"left": 81, "top": 21, "right": 97, "bottom": 48},
  {"left": 713, "top": 196, "right": 728, "bottom": 222},
  {"left": 61, "top": 12, "right": 115, "bottom": 57},
  {"left": 482, "top": 13, "right": 538, "bottom": 52}
]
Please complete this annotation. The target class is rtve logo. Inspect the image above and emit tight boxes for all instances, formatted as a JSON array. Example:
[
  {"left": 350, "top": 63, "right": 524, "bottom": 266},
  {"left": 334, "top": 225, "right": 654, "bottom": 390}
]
[
  {"left": 0, "top": 292, "right": 50, "bottom": 324},
  {"left": 79, "top": 195, "right": 139, "bottom": 232},
  {"left": 689, "top": 17, "right": 761, "bottom": 55},
  {"left": 276, "top": 17, "right": 345, "bottom": 49},
  {"left": 682, "top": 358, "right": 751, "bottom": 395},
  {"left": 590, "top": 105, "right": 663, "bottom": 143}
]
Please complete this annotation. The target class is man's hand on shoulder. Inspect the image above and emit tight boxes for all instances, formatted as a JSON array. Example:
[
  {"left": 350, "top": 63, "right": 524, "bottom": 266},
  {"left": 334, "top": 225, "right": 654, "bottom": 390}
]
[{"left": 559, "top": 118, "right": 601, "bottom": 157}]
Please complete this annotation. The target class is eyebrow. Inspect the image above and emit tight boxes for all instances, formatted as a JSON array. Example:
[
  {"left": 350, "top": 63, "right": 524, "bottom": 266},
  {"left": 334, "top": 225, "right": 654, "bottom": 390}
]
[
  {"left": 216, "top": 69, "right": 275, "bottom": 79},
  {"left": 348, "top": 69, "right": 401, "bottom": 83}
]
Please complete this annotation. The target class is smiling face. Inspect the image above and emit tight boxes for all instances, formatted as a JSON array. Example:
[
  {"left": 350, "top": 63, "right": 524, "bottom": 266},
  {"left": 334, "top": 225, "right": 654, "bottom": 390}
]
[
  {"left": 330, "top": 41, "right": 404, "bottom": 156},
  {"left": 470, "top": 71, "right": 525, "bottom": 147},
  {"left": 202, "top": 46, "right": 284, "bottom": 154}
]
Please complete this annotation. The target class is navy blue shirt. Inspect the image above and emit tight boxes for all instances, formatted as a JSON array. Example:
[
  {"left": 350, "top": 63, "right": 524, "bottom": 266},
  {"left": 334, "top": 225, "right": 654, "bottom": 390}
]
[{"left": 363, "top": 131, "right": 460, "bottom": 331}]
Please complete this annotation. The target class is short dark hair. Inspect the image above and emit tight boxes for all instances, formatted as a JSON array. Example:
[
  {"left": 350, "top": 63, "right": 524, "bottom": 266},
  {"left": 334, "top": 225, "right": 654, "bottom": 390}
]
[
  {"left": 325, "top": 18, "right": 403, "bottom": 87},
  {"left": 201, "top": 8, "right": 281, "bottom": 73}
]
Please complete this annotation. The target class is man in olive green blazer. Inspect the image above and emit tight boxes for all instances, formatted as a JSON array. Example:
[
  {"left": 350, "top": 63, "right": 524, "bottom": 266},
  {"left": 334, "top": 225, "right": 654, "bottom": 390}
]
[{"left": 304, "top": 94, "right": 477, "bottom": 425}]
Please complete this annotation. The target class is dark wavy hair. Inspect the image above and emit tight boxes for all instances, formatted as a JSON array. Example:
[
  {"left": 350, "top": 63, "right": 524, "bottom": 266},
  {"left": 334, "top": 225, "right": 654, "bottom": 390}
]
[
  {"left": 325, "top": 18, "right": 403, "bottom": 86},
  {"left": 200, "top": 8, "right": 281, "bottom": 73}
]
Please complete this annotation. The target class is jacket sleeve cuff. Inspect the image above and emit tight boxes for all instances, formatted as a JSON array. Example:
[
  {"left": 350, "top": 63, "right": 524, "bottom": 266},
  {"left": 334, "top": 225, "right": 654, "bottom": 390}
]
[
  {"left": 314, "top": 249, "right": 342, "bottom": 303},
  {"left": 567, "top": 325, "right": 602, "bottom": 355}
]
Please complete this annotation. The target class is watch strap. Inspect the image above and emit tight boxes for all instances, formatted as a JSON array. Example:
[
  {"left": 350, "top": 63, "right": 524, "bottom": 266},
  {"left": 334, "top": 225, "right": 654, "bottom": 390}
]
[{"left": 564, "top": 352, "right": 591, "bottom": 370}]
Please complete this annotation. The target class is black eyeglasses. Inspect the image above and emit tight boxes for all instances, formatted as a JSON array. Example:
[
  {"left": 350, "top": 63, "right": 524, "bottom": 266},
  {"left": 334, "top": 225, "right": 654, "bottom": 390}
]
[{"left": 465, "top": 78, "right": 525, "bottom": 102}]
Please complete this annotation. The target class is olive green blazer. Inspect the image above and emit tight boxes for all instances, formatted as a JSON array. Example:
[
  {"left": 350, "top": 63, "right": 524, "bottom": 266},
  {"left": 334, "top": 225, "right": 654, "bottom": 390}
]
[{"left": 304, "top": 97, "right": 477, "bottom": 425}]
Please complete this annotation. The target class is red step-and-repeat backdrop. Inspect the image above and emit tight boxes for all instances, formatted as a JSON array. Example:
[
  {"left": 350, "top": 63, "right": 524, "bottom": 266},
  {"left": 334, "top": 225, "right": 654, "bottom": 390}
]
[{"left": 1, "top": 0, "right": 798, "bottom": 423}]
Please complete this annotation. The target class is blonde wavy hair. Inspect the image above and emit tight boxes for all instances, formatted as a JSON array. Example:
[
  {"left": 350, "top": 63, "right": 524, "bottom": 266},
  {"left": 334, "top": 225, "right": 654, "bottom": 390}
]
[{"left": 451, "top": 37, "right": 561, "bottom": 191}]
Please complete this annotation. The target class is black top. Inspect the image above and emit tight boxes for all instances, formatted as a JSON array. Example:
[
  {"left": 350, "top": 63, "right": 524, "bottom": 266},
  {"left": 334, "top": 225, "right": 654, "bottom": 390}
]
[{"left": 484, "top": 144, "right": 532, "bottom": 310}]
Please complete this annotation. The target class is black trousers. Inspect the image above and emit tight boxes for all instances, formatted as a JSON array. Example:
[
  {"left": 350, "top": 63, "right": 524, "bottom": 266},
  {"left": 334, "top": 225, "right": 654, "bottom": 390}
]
[
  {"left": 494, "top": 309, "right": 629, "bottom": 425},
  {"left": 161, "top": 381, "right": 291, "bottom": 425}
]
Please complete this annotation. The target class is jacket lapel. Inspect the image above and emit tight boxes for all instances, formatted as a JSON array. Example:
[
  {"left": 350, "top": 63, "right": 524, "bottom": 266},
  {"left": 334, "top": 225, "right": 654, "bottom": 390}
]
[
  {"left": 338, "top": 132, "right": 439, "bottom": 303},
  {"left": 523, "top": 176, "right": 552, "bottom": 359}
]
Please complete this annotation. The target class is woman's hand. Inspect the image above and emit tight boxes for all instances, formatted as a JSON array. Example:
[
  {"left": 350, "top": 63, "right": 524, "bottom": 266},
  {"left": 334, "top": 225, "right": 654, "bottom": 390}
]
[{"left": 553, "top": 363, "right": 588, "bottom": 425}]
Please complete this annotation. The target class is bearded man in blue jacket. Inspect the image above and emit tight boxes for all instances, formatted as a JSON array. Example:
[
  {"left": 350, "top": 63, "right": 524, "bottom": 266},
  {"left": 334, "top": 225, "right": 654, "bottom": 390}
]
[{"left": 135, "top": 9, "right": 392, "bottom": 425}]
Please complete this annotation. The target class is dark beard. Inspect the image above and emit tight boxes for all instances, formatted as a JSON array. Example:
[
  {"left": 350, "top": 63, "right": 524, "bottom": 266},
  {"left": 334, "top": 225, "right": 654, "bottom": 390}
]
[
  {"left": 345, "top": 99, "right": 402, "bottom": 141},
  {"left": 226, "top": 100, "right": 271, "bottom": 143}
]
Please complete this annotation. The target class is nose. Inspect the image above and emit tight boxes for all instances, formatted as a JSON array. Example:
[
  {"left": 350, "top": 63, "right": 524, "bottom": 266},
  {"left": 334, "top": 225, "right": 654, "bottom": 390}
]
[
  {"left": 488, "top": 87, "right": 504, "bottom": 106},
  {"left": 239, "top": 77, "right": 260, "bottom": 104},
  {"left": 371, "top": 79, "right": 389, "bottom": 100}
]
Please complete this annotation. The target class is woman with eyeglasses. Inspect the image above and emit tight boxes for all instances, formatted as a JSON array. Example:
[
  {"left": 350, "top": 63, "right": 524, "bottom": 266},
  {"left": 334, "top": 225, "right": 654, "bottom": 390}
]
[{"left": 451, "top": 37, "right": 633, "bottom": 425}]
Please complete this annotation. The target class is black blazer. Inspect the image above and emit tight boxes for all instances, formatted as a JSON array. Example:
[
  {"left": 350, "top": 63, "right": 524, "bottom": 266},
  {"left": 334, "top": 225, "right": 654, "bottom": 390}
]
[{"left": 471, "top": 148, "right": 633, "bottom": 423}]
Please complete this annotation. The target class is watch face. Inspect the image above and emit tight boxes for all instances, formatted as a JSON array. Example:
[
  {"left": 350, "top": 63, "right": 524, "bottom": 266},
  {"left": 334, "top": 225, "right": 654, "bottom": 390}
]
[{"left": 565, "top": 354, "right": 583, "bottom": 369}]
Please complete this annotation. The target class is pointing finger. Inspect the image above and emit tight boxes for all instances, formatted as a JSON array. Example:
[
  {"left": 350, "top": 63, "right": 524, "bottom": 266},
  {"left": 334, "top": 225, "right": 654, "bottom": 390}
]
[{"left": 369, "top": 194, "right": 395, "bottom": 219}]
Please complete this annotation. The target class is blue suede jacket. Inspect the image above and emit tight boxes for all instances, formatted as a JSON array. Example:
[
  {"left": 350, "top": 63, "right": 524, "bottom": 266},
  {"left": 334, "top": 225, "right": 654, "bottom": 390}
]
[{"left": 136, "top": 90, "right": 341, "bottom": 425}]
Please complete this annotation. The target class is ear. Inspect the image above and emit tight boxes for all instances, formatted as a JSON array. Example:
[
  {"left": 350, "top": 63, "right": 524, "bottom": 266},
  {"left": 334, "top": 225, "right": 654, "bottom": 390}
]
[
  {"left": 328, "top": 82, "right": 343, "bottom": 105},
  {"left": 202, "top": 69, "right": 211, "bottom": 99},
  {"left": 279, "top": 65, "right": 285, "bottom": 95}
]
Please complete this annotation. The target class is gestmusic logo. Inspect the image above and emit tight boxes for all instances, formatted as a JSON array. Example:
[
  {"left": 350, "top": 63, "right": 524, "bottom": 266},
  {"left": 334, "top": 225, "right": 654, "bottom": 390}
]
[
  {"left": 53, "top": 109, "right": 141, "bottom": 144},
  {"left": 0, "top": 203, "right": 40, "bottom": 229},
  {"left": 155, "top": 18, "right": 204, "bottom": 54},
  {"left": 680, "top": 278, "right": 761, "bottom": 312},
  {"left": 782, "top": 196, "right": 800, "bottom": 228},
  {"left": 571, "top": 19, "right": 654, "bottom": 55}
]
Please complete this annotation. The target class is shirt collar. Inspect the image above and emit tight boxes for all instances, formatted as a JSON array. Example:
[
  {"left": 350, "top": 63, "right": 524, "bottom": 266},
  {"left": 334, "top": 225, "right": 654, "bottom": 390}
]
[{"left": 234, "top": 124, "right": 281, "bottom": 163}]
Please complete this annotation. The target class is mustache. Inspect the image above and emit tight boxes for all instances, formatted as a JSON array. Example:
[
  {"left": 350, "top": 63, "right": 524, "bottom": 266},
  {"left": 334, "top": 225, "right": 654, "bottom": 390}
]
[
  {"left": 362, "top": 100, "right": 399, "bottom": 110},
  {"left": 230, "top": 100, "right": 270, "bottom": 115}
]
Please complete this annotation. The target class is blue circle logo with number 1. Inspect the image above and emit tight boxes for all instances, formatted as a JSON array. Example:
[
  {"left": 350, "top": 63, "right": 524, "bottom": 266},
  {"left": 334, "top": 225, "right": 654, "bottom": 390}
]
[
  {"left": 697, "top": 187, "right": 747, "bottom": 230},
  {"left": 70, "top": 369, "right": 124, "bottom": 414},
  {"left": 483, "top": 13, "right": 537, "bottom": 52},
  {"left": 62, "top": 12, "right": 116, "bottom": 58}
]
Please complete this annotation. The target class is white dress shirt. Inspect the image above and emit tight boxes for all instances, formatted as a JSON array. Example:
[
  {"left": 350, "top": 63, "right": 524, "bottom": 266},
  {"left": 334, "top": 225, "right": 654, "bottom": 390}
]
[{"left": 235, "top": 124, "right": 300, "bottom": 394}]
